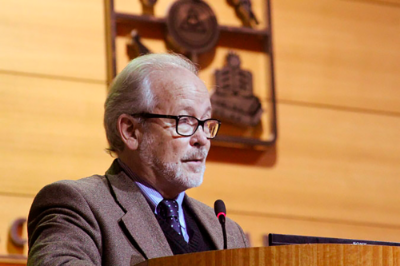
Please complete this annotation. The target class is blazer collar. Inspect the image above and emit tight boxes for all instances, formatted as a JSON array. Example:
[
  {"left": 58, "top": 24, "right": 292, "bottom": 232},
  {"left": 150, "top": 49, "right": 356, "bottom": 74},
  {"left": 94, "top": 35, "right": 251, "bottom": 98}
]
[
  {"left": 105, "top": 160, "right": 173, "bottom": 259},
  {"left": 184, "top": 196, "right": 224, "bottom": 250}
]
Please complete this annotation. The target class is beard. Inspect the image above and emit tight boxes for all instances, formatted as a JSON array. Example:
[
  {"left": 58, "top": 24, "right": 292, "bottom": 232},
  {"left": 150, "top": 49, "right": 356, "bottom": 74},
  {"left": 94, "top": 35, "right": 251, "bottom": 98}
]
[{"left": 139, "top": 132, "right": 208, "bottom": 191}]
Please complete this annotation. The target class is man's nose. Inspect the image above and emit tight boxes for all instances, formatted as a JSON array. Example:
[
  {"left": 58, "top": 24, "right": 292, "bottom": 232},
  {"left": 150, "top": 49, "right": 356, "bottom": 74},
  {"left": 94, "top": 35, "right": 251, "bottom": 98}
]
[{"left": 189, "top": 125, "right": 209, "bottom": 147}]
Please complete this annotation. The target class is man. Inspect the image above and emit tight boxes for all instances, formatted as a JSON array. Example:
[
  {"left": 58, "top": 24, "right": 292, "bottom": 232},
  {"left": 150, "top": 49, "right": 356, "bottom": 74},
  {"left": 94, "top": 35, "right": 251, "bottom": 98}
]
[{"left": 28, "top": 53, "right": 249, "bottom": 266}]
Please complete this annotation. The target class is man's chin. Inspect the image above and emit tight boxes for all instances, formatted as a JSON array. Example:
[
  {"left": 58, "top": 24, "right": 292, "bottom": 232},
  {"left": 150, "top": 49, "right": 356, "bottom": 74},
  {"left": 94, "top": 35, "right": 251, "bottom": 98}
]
[{"left": 181, "top": 171, "right": 204, "bottom": 189}]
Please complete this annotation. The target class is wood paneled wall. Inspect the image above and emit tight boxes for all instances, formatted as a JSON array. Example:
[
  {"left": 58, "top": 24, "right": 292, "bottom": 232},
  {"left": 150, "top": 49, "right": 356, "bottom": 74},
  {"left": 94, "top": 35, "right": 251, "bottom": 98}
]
[
  {"left": 0, "top": 0, "right": 399, "bottom": 259},
  {"left": 0, "top": 0, "right": 113, "bottom": 257}
]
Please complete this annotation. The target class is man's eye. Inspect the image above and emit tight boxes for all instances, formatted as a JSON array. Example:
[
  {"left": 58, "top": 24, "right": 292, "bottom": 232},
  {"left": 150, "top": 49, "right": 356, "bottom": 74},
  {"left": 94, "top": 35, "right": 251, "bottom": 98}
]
[
  {"left": 180, "top": 118, "right": 188, "bottom": 123},
  {"left": 179, "top": 117, "right": 192, "bottom": 124}
]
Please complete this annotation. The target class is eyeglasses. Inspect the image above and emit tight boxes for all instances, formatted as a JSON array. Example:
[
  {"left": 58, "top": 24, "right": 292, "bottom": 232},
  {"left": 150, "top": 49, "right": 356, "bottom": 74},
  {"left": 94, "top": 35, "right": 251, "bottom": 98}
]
[{"left": 131, "top": 113, "right": 221, "bottom": 139}]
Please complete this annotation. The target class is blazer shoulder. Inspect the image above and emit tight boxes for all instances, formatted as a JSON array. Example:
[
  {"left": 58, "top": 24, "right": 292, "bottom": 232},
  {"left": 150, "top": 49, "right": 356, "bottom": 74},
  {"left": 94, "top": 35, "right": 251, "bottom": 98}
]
[
  {"left": 38, "top": 175, "right": 108, "bottom": 197},
  {"left": 29, "top": 175, "right": 113, "bottom": 217}
]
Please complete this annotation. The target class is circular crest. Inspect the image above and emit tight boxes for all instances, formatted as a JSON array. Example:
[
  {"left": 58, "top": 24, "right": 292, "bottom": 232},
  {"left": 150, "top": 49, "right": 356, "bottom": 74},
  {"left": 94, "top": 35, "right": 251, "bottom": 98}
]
[{"left": 166, "top": 0, "right": 219, "bottom": 54}]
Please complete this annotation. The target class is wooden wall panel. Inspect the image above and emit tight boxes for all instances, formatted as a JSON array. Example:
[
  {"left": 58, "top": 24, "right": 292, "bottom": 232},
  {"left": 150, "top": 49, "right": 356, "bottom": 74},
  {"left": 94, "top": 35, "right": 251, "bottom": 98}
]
[
  {"left": 359, "top": 0, "right": 400, "bottom": 6},
  {"left": 0, "top": 73, "right": 113, "bottom": 195},
  {"left": 0, "top": 0, "right": 106, "bottom": 81},
  {"left": 188, "top": 103, "right": 400, "bottom": 228},
  {"left": 273, "top": 0, "right": 400, "bottom": 113}
]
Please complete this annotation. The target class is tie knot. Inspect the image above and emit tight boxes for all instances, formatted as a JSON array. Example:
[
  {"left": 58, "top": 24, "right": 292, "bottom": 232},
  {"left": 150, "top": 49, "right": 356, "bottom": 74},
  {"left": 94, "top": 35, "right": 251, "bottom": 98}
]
[
  {"left": 157, "top": 199, "right": 180, "bottom": 220},
  {"left": 156, "top": 199, "right": 184, "bottom": 237}
]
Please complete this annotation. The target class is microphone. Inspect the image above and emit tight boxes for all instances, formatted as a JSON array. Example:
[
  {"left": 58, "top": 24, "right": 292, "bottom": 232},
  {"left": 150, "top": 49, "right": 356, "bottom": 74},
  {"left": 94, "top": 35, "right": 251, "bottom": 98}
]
[{"left": 214, "top": 199, "right": 227, "bottom": 249}]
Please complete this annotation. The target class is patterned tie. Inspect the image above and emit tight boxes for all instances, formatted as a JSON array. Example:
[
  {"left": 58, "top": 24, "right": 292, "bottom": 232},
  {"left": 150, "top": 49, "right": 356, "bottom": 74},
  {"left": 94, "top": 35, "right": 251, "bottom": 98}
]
[{"left": 157, "top": 199, "right": 183, "bottom": 236}]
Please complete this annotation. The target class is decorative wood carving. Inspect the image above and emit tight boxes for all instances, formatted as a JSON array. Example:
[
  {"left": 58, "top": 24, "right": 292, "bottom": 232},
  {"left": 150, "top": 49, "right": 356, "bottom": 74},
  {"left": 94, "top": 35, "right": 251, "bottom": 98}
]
[
  {"left": 227, "top": 0, "right": 259, "bottom": 27},
  {"left": 166, "top": 0, "right": 219, "bottom": 58},
  {"left": 127, "top": 30, "right": 151, "bottom": 60},
  {"left": 104, "top": 0, "right": 277, "bottom": 148},
  {"left": 212, "top": 52, "right": 263, "bottom": 127}
]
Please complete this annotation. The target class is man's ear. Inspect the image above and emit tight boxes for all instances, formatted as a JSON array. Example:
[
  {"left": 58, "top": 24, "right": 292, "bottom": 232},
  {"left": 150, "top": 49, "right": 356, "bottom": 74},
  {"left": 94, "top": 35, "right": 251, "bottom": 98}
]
[{"left": 117, "top": 114, "right": 141, "bottom": 150}]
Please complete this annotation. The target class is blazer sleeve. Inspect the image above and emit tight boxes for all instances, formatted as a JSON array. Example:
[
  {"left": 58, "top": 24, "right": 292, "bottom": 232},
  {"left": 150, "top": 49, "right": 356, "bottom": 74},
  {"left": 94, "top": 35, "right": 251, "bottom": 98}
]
[
  {"left": 226, "top": 217, "right": 250, "bottom": 248},
  {"left": 27, "top": 181, "right": 102, "bottom": 266},
  {"left": 235, "top": 219, "right": 250, "bottom": 247}
]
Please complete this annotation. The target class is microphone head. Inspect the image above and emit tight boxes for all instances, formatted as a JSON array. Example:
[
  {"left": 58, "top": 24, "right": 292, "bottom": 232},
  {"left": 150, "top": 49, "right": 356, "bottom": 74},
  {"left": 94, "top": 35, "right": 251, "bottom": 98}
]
[
  {"left": 214, "top": 199, "right": 228, "bottom": 249},
  {"left": 214, "top": 199, "right": 226, "bottom": 217}
]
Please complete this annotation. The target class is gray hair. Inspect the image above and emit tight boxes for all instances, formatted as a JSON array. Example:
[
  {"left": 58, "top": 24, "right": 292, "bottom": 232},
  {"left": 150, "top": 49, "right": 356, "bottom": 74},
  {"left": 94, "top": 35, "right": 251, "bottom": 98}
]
[{"left": 104, "top": 53, "right": 198, "bottom": 154}]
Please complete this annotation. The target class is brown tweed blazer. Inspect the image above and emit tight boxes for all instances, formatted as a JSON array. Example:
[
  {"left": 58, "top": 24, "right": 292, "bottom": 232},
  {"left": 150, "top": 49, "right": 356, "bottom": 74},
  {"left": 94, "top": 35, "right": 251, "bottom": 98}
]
[{"left": 27, "top": 160, "right": 249, "bottom": 266}]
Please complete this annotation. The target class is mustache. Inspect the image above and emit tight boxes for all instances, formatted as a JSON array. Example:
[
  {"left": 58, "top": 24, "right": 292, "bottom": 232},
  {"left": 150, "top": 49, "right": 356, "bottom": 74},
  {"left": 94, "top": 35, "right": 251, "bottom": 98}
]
[{"left": 181, "top": 149, "right": 209, "bottom": 161}]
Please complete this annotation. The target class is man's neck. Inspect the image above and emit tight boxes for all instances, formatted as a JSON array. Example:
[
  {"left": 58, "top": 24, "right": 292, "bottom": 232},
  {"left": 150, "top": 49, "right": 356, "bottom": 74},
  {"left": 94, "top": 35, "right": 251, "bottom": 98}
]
[{"left": 117, "top": 157, "right": 183, "bottom": 199}]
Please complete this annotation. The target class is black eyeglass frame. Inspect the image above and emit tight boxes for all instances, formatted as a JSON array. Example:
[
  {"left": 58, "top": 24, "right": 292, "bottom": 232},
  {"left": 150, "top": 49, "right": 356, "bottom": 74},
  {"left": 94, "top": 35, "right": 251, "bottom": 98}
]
[{"left": 131, "top": 113, "right": 221, "bottom": 139}]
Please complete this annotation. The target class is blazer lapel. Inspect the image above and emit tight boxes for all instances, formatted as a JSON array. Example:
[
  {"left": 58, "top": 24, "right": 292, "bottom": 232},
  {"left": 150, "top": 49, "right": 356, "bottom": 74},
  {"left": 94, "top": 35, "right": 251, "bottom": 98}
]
[
  {"left": 106, "top": 162, "right": 173, "bottom": 259},
  {"left": 185, "top": 196, "right": 224, "bottom": 250}
]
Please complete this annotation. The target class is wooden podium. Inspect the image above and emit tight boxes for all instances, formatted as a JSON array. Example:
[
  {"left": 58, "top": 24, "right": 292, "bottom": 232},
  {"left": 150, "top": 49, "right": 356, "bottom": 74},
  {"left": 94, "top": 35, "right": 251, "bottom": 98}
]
[
  {"left": 136, "top": 244, "right": 400, "bottom": 266},
  {"left": 1, "top": 244, "right": 400, "bottom": 265}
]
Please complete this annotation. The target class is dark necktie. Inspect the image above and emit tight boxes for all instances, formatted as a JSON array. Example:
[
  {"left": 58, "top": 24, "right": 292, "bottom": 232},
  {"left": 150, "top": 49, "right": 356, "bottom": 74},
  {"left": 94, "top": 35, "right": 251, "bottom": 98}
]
[{"left": 157, "top": 199, "right": 183, "bottom": 236}]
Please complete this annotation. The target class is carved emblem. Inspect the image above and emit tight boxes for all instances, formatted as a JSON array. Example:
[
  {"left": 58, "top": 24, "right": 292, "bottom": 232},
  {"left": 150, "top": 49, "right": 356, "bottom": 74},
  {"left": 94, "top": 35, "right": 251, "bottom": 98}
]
[
  {"left": 140, "top": 0, "right": 157, "bottom": 6},
  {"left": 127, "top": 30, "right": 151, "bottom": 60},
  {"left": 140, "top": 0, "right": 158, "bottom": 15},
  {"left": 166, "top": 0, "right": 219, "bottom": 55},
  {"left": 228, "top": 0, "right": 259, "bottom": 27},
  {"left": 211, "top": 52, "right": 263, "bottom": 127}
]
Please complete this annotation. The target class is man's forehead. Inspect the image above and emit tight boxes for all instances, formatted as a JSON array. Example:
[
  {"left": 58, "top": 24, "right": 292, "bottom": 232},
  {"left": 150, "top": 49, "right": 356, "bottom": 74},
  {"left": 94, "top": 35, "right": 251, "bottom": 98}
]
[
  {"left": 179, "top": 104, "right": 212, "bottom": 115},
  {"left": 151, "top": 70, "right": 209, "bottom": 97}
]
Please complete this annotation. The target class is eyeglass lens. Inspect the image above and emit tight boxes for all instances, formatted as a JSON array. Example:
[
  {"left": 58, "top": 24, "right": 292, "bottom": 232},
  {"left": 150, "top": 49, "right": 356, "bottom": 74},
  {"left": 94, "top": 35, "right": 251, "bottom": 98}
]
[{"left": 177, "top": 117, "right": 219, "bottom": 138}]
